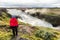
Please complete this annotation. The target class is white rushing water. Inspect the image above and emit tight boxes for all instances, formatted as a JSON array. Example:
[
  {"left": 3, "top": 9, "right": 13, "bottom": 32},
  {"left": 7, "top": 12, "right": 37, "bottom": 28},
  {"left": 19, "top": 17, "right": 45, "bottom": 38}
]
[{"left": 7, "top": 9, "right": 53, "bottom": 28}]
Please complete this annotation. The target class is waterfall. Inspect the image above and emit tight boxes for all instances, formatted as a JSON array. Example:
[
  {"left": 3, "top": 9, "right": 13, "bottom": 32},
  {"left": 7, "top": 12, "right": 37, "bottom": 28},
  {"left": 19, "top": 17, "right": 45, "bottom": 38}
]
[{"left": 7, "top": 9, "right": 53, "bottom": 28}]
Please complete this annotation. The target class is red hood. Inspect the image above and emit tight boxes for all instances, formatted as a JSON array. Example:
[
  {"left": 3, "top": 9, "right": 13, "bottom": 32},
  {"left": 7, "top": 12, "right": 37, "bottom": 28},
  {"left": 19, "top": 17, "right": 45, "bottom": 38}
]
[{"left": 10, "top": 18, "right": 18, "bottom": 27}]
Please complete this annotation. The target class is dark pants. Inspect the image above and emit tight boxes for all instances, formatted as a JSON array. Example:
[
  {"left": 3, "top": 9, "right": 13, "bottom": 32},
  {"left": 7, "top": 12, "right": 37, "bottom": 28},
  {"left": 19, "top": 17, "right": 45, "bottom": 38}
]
[{"left": 10, "top": 26, "right": 18, "bottom": 36}]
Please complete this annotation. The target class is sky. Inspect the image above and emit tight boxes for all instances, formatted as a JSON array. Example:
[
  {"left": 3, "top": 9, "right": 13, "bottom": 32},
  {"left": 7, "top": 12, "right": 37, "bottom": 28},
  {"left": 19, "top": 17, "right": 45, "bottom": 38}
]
[{"left": 0, "top": 0, "right": 60, "bottom": 8}]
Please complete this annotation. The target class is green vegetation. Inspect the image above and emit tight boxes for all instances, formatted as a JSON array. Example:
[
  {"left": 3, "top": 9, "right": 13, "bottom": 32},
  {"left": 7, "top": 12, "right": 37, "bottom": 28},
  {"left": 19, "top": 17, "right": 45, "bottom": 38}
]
[
  {"left": 0, "top": 12, "right": 11, "bottom": 26},
  {"left": 35, "top": 30, "right": 57, "bottom": 40},
  {"left": 45, "top": 12, "right": 60, "bottom": 17},
  {"left": 20, "top": 26, "right": 60, "bottom": 40},
  {"left": 0, "top": 25, "right": 60, "bottom": 40},
  {"left": 0, "top": 31, "right": 11, "bottom": 40}
]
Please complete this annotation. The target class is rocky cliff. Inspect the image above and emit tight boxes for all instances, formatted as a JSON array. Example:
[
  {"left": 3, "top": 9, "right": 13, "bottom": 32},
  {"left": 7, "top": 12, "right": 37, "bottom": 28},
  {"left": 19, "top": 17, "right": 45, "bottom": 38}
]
[
  {"left": 0, "top": 8, "right": 11, "bottom": 26},
  {"left": 30, "top": 12, "right": 60, "bottom": 27}
]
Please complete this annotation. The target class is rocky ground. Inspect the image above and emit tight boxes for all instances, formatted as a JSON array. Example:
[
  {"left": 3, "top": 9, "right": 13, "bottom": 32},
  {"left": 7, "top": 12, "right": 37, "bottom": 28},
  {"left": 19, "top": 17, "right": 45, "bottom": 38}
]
[
  {"left": 0, "top": 24, "right": 60, "bottom": 40},
  {"left": 0, "top": 25, "right": 37, "bottom": 40}
]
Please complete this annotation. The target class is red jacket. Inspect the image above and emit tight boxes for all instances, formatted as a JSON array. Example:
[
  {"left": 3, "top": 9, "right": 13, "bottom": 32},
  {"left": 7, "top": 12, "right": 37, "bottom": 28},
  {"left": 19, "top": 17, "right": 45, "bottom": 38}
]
[{"left": 10, "top": 18, "right": 18, "bottom": 27}]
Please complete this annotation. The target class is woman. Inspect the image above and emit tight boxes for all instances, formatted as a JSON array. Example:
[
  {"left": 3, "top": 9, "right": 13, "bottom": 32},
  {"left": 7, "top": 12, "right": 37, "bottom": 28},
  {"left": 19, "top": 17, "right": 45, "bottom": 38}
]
[{"left": 10, "top": 15, "right": 18, "bottom": 36}]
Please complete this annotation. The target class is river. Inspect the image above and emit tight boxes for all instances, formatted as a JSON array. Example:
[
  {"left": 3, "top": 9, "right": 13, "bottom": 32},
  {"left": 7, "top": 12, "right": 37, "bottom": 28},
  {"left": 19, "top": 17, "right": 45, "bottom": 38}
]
[{"left": 7, "top": 9, "right": 53, "bottom": 28}]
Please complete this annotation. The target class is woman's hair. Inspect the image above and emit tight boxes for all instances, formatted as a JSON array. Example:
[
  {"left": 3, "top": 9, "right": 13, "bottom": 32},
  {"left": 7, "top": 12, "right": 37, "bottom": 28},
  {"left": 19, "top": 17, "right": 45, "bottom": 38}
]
[
  {"left": 12, "top": 15, "right": 16, "bottom": 18},
  {"left": 11, "top": 15, "right": 21, "bottom": 19}
]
